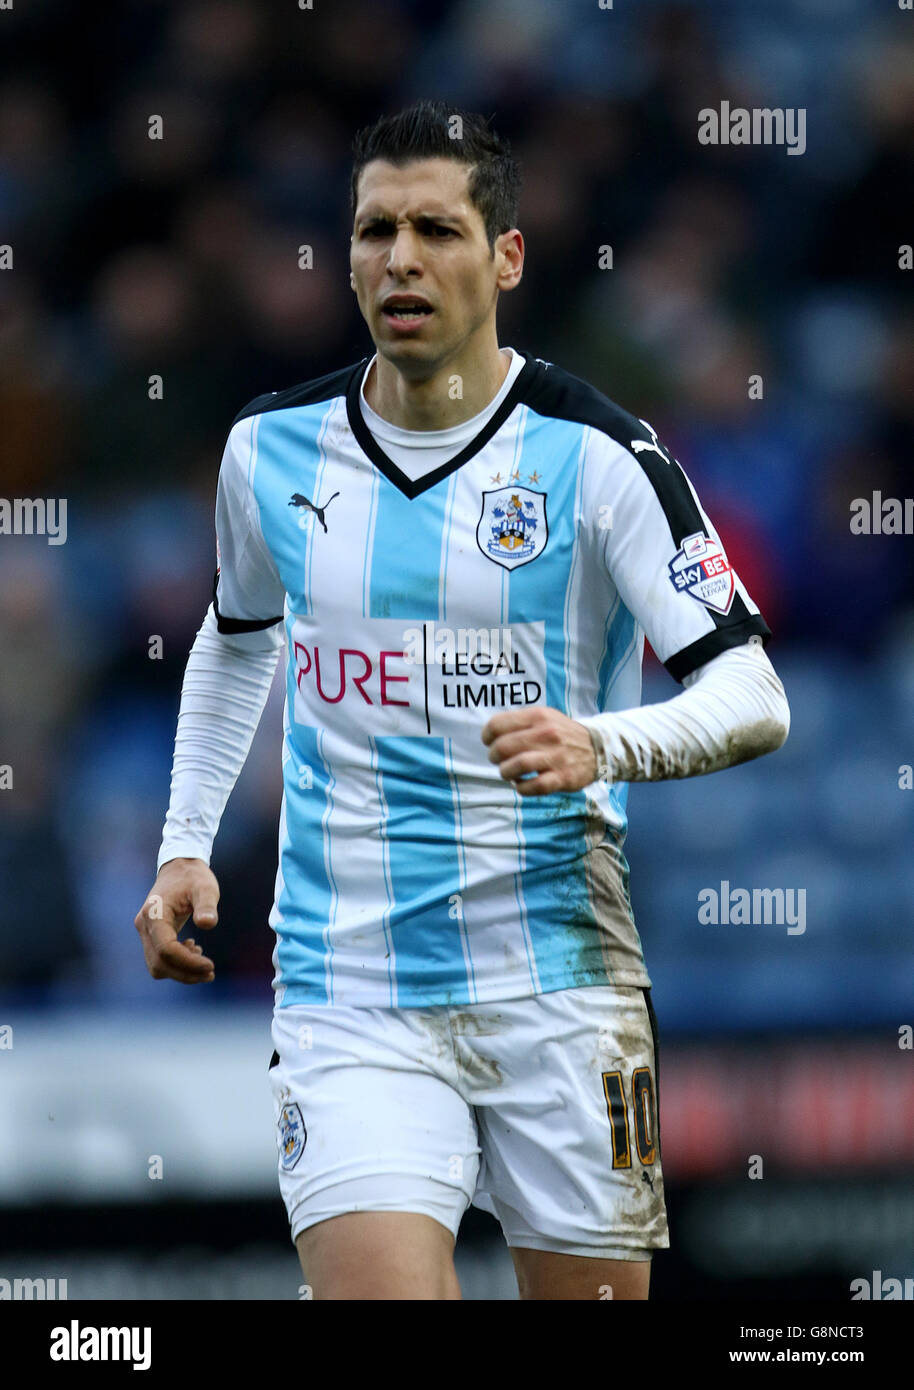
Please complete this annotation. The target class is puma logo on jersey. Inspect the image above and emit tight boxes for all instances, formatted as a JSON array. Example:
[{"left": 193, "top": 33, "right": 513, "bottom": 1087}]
[
  {"left": 289, "top": 491, "right": 340, "bottom": 533},
  {"left": 641, "top": 1170, "right": 655, "bottom": 1192},
  {"left": 630, "top": 420, "right": 674, "bottom": 465}
]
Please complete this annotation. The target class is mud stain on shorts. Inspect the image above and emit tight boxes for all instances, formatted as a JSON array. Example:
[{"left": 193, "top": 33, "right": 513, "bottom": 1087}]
[
  {"left": 590, "top": 992, "right": 653, "bottom": 1074},
  {"left": 449, "top": 1010, "right": 502, "bottom": 1038},
  {"left": 449, "top": 1009, "right": 504, "bottom": 1089}
]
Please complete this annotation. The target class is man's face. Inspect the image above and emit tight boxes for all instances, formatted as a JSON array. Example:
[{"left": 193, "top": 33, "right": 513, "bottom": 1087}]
[{"left": 350, "top": 157, "right": 519, "bottom": 377}]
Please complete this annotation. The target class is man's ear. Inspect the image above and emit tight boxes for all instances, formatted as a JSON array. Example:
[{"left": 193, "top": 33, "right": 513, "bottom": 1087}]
[{"left": 496, "top": 228, "right": 524, "bottom": 292}]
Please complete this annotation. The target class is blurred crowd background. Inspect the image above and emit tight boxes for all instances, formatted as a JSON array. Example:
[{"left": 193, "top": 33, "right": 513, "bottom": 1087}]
[
  {"left": 1, "top": 0, "right": 912, "bottom": 1298},
  {"left": 2, "top": 0, "right": 911, "bottom": 1012}
]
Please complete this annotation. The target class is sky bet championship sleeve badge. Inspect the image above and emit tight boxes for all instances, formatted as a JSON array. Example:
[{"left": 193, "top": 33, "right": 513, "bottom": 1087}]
[
  {"left": 668, "top": 530, "right": 736, "bottom": 614},
  {"left": 476, "top": 486, "right": 548, "bottom": 570},
  {"left": 278, "top": 1102, "right": 306, "bottom": 1171}
]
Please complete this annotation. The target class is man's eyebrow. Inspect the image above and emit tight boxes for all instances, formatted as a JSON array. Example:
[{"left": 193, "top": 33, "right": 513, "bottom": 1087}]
[
  {"left": 414, "top": 211, "right": 464, "bottom": 225},
  {"left": 356, "top": 208, "right": 467, "bottom": 227}
]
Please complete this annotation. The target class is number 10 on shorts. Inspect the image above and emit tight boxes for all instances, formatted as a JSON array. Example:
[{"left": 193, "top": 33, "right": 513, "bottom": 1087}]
[{"left": 602, "top": 1067, "right": 657, "bottom": 1168}]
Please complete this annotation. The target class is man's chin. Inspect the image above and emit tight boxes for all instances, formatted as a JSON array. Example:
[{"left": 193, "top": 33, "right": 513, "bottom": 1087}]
[{"left": 374, "top": 335, "right": 444, "bottom": 378}]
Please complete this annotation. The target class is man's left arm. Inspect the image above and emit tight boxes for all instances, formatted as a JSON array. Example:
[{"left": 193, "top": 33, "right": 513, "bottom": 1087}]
[
  {"left": 482, "top": 638, "right": 789, "bottom": 795},
  {"left": 483, "top": 420, "right": 790, "bottom": 795}
]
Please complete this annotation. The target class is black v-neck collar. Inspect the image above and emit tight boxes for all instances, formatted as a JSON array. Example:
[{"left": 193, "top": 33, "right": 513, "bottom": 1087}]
[{"left": 345, "top": 350, "right": 538, "bottom": 500}]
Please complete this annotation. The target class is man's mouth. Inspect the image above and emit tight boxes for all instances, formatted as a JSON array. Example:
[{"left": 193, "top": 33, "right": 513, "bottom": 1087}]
[{"left": 382, "top": 297, "right": 433, "bottom": 321}]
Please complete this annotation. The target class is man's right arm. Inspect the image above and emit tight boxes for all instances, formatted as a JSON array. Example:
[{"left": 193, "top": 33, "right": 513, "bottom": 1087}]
[
  {"left": 135, "top": 607, "right": 283, "bottom": 983},
  {"left": 156, "top": 606, "right": 283, "bottom": 872},
  {"left": 135, "top": 413, "right": 286, "bottom": 983}
]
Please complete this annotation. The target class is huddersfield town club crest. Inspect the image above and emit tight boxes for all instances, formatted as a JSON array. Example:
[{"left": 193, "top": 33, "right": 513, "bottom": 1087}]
[
  {"left": 668, "top": 531, "right": 736, "bottom": 615},
  {"left": 278, "top": 1102, "right": 306, "bottom": 1171},
  {"left": 477, "top": 487, "right": 548, "bottom": 571}
]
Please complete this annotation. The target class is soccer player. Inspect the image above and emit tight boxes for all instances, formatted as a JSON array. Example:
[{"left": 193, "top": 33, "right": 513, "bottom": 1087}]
[{"left": 135, "top": 101, "right": 789, "bottom": 1301}]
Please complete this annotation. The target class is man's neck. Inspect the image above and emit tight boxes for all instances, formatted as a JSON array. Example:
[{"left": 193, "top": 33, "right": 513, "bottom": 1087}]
[{"left": 364, "top": 339, "right": 512, "bottom": 432}]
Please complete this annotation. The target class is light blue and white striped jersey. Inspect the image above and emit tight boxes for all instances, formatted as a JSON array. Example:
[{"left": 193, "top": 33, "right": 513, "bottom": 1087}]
[{"left": 213, "top": 349, "right": 770, "bottom": 1008}]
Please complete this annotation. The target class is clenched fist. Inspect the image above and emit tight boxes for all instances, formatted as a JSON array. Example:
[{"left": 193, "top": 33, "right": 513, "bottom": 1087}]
[{"left": 481, "top": 706, "right": 599, "bottom": 795}]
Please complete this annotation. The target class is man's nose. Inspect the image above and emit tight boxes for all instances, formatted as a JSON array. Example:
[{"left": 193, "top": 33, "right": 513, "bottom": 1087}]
[{"left": 387, "top": 227, "right": 422, "bottom": 276}]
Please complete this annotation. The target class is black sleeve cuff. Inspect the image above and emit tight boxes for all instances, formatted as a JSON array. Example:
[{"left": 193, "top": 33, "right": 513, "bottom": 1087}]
[
  {"left": 212, "top": 570, "right": 283, "bottom": 634},
  {"left": 664, "top": 615, "right": 771, "bottom": 683}
]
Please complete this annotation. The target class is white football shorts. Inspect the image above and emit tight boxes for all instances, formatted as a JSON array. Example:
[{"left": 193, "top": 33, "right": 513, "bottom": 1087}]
[{"left": 268, "top": 983, "right": 669, "bottom": 1260}]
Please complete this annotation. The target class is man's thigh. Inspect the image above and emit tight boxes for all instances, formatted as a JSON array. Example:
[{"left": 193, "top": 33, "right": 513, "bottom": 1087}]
[
  {"left": 296, "top": 1211, "right": 462, "bottom": 1300},
  {"left": 510, "top": 1248, "right": 651, "bottom": 1301}
]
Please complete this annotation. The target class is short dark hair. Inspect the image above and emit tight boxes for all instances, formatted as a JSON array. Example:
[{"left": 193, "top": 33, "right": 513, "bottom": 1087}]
[{"left": 350, "top": 100, "right": 521, "bottom": 250}]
